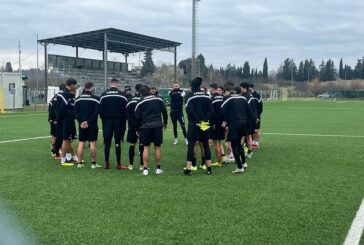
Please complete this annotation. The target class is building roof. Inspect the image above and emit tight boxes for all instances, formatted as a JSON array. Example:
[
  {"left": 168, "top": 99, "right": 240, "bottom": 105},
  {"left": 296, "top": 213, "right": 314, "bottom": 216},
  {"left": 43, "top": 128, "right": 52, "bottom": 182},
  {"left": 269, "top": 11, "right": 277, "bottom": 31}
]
[{"left": 38, "top": 28, "right": 181, "bottom": 54}]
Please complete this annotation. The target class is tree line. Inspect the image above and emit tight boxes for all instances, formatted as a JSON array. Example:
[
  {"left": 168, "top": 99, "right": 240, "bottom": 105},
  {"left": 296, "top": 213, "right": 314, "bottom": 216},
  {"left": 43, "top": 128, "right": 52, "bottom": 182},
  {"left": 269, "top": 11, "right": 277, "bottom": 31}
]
[{"left": 140, "top": 53, "right": 364, "bottom": 84}]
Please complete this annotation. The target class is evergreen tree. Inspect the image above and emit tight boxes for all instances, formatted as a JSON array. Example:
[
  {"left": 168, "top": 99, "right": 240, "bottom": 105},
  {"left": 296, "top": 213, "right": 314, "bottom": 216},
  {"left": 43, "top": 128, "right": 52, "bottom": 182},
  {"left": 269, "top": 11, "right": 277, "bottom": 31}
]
[
  {"left": 344, "top": 65, "right": 353, "bottom": 80},
  {"left": 325, "top": 59, "right": 336, "bottom": 81},
  {"left": 319, "top": 60, "right": 327, "bottom": 81},
  {"left": 307, "top": 59, "right": 318, "bottom": 81},
  {"left": 196, "top": 53, "right": 207, "bottom": 77},
  {"left": 242, "top": 61, "right": 250, "bottom": 79},
  {"left": 339, "top": 58, "right": 344, "bottom": 79},
  {"left": 277, "top": 58, "right": 297, "bottom": 81},
  {"left": 5, "top": 62, "right": 13, "bottom": 72},
  {"left": 141, "top": 50, "right": 156, "bottom": 77},
  {"left": 263, "top": 58, "right": 268, "bottom": 79},
  {"left": 354, "top": 58, "right": 364, "bottom": 79},
  {"left": 178, "top": 58, "right": 192, "bottom": 76},
  {"left": 296, "top": 61, "right": 305, "bottom": 82}
]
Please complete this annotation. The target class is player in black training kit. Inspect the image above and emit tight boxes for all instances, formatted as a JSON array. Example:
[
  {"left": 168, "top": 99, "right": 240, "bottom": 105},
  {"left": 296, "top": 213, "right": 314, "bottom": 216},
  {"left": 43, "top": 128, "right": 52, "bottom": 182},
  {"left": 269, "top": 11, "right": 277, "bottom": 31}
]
[
  {"left": 55, "top": 78, "right": 78, "bottom": 166},
  {"left": 49, "top": 84, "right": 67, "bottom": 160},
  {"left": 249, "top": 83, "right": 263, "bottom": 148},
  {"left": 221, "top": 84, "right": 253, "bottom": 174},
  {"left": 74, "top": 82, "right": 101, "bottom": 169},
  {"left": 241, "top": 82, "right": 258, "bottom": 158},
  {"left": 168, "top": 83, "right": 188, "bottom": 145},
  {"left": 99, "top": 78, "right": 128, "bottom": 170},
  {"left": 209, "top": 83, "right": 225, "bottom": 166},
  {"left": 184, "top": 77, "right": 213, "bottom": 176},
  {"left": 126, "top": 84, "right": 143, "bottom": 171},
  {"left": 48, "top": 88, "right": 59, "bottom": 158},
  {"left": 135, "top": 86, "right": 168, "bottom": 176}
]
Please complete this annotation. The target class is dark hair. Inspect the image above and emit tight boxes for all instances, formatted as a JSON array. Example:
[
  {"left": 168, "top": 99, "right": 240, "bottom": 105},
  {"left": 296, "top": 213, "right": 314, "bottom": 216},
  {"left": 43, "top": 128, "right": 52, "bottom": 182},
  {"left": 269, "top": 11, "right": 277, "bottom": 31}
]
[
  {"left": 59, "top": 83, "right": 66, "bottom": 90},
  {"left": 240, "top": 82, "right": 249, "bottom": 89},
  {"left": 135, "top": 84, "right": 143, "bottom": 92},
  {"left": 139, "top": 86, "right": 150, "bottom": 96},
  {"left": 85, "top": 81, "right": 94, "bottom": 90},
  {"left": 224, "top": 84, "right": 233, "bottom": 92},
  {"left": 225, "top": 81, "right": 234, "bottom": 87},
  {"left": 110, "top": 77, "right": 119, "bottom": 83},
  {"left": 234, "top": 86, "right": 242, "bottom": 94},
  {"left": 210, "top": 83, "right": 218, "bottom": 89},
  {"left": 150, "top": 86, "right": 157, "bottom": 90},
  {"left": 124, "top": 85, "right": 131, "bottom": 92},
  {"left": 248, "top": 83, "right": 255, "bottom": 88},
  {"left": 190, "top": 77, "right": 203, "bottom": 90},
  {"left": 217, "top": 86, "right": 224, "bottom": 90},
  {"left": 66, "top": 78, "right": 77, "bottom": 86}
]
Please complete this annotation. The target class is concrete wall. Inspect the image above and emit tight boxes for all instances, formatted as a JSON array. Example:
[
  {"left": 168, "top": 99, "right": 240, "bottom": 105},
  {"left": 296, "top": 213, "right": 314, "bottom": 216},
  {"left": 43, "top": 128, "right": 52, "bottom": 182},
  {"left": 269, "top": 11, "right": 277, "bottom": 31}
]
[{"left": 0, "top": 72, "right": 23, "bottom": 109}]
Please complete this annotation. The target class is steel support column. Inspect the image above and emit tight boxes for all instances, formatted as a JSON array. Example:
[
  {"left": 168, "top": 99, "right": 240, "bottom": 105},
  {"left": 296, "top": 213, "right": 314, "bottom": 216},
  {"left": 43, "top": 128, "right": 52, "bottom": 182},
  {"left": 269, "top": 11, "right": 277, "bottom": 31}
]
[
  {"left": 104, "top": 32, "right": 108, "bottom": 90},
  {"left": 44, "top": 43, "right": 48, "bottom": 102}
]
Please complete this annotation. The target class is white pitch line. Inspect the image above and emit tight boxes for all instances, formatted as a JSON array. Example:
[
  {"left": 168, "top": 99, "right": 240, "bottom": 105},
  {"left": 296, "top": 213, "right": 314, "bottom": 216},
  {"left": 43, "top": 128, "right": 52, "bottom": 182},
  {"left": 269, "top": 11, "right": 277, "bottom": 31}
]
[
  {"left": 262, "top": 132, "right": 364, "bottom": 138},
  {"left": 0, "top": 136, "right": 49, "bottom": 144},
  {"left": 1, "top": 131, "right": 364, "bottom": 145},
  {"left": 344, "top": 198, "right": 364, "bottom": 245},
  {"left": 0, "top": 113, "right": 47, "bottom": 118}
]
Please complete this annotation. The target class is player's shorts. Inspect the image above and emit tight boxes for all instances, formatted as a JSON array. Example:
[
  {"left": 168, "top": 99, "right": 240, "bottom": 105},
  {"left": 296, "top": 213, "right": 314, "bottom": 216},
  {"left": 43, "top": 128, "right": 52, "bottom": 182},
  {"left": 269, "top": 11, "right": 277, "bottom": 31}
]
[
  {"left": 56, "top": 121, "right": 63, "bottom": 139},
  {"left": 78, "top": 123, "right": 98, "bottom": 142},
  {"left": 62, "top": 118, "right": 77, "bottom": 141},
  {"left": 227, "top": 120, "right": 248, "bottom": 141},
  {"left": 50, "top": 123, "right": 56, "bottom": 136},
  {"left": 127, "top": 126, "right": 138, "bottom": 144},
  {"left": 140, "top": 127, "right": 163, "bottom": 146},
  {"left": 187, "top": 123, "right": 210, "bottom": 142},
  {"left": 170, "top": 110, "right": 185, "bottom": 125},
  {"left": 102, "top": 119, "right": 125, "bottom": 141},
  {"left": 211, "top": 123, "right": 225, "bottom": 141},
  {"left": 248, "top": 119, "right": 257, "bottom": 135},
  {"left": 256, "top": 117, "right": 261, "bottom": 130}
]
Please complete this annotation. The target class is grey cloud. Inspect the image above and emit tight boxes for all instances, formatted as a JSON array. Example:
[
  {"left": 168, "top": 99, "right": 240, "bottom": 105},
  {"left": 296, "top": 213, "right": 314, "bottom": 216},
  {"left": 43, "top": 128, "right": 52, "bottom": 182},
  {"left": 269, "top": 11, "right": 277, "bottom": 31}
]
[{"left": 1, "top": 0, "right": 364, "bottom": 70}]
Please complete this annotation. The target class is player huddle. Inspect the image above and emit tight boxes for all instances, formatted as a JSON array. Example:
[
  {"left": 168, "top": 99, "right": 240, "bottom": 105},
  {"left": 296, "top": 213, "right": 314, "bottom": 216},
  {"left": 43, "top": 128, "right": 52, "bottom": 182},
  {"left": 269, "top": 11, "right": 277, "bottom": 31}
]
[{"left": 48, "top": 76, "right": 263, "bottom": 176}]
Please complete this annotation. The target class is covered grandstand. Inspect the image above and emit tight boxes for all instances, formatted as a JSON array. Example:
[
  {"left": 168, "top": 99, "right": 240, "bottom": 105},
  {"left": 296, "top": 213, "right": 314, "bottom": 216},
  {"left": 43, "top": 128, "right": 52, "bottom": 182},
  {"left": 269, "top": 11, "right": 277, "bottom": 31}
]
[{"left": 38, "top": 28, "right": 181, "bottom": 99}]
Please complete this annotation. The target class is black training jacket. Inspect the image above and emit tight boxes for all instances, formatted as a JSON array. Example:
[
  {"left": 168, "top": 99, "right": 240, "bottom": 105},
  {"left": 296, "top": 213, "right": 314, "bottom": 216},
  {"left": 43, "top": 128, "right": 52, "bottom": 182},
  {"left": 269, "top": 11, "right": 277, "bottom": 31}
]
[
  {"left": 55, "top": 88, "right": 75, "bottom": 122},
  {"left": 168, "top": 88, "right": 185, "bottom": 111},
  {"left": 243, "top": 92, "right": 258, "bottom": 121},
  {"left": 99, "top": 87, "right": 128, "bottom": 125},
  {"left": 185, "top": 91, "right": 213, "bottom": 123},
  {"left": 48, "top": 95, "right": 58, "bottom": 121},
  {"left": 210, "top": 93, "right": 224, "bottom": 125},
  {"left": 134, "top": 95, "right": 168, "bottom": 130},
  {"left": 220, "top": 93, "right": 253, "bottom": 124},
  {"left": 126, "top": 93, "right": 141, "bottom": 128},
  {"left": 74, "top": 91, "right": 100, "bottom": 125},
  {"left": 251, "top": 91, "right": 263, "bottom": 116}
]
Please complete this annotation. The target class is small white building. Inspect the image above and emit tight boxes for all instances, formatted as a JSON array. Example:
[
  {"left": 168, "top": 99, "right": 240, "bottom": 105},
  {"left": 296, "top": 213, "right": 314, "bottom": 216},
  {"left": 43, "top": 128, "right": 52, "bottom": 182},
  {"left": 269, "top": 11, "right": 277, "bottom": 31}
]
[{"left": 0, "top": 72, "right": 24, "bottom": 109}]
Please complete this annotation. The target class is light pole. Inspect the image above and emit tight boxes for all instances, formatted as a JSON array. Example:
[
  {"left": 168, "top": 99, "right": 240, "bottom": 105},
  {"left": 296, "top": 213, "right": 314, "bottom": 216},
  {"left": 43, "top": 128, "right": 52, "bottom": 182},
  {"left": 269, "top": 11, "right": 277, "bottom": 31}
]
[
  {"left": 35, "top": 34, "right": 39, "bottom": 92},
  {"left": 192, "top": 0, "right": 201, "bottom": 80},
  {"left": 290, "top": 61, "right": 294, "bottom": 87}
]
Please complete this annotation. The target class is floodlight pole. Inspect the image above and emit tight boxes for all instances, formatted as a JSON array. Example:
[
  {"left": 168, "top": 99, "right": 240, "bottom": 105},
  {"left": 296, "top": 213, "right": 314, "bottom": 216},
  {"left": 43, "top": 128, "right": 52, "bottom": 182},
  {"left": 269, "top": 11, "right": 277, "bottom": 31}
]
[
  {"left": 104, "top": 32, "right": 108, "bottom": 90},
  {"left": 36, "top": 39, "right": 39, "bottom": 91},
  {"left": 192, "top": 0, "right": 200, "bottom": 80}
]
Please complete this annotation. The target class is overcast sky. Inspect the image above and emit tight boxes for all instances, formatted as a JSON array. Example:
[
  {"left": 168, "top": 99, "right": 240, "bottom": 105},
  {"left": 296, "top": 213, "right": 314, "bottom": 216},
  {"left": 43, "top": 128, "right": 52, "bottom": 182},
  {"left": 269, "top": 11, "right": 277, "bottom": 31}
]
[{"left": 1, "top": 0, "right": 364, "bottom": 71}]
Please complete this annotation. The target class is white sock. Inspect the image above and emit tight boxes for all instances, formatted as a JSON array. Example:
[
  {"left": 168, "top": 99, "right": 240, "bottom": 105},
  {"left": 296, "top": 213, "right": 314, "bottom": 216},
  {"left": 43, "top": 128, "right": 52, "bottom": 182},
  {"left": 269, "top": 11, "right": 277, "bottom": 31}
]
[
  {"left": 66, "top": 153, "right": 71, "bottom": 161},
  {"left": 61, "top": 157, "right": 66, "bottom": 164},
  {"left": 73, "top": 155, "right": 79, "bottom": 161}
]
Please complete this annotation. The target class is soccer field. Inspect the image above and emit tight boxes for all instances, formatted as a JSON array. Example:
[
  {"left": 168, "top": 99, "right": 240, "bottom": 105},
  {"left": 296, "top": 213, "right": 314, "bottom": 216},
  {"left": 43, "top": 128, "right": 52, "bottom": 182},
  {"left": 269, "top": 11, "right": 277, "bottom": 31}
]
[{"left": 0, "top": 101, "right": 363, "bottom": 245}]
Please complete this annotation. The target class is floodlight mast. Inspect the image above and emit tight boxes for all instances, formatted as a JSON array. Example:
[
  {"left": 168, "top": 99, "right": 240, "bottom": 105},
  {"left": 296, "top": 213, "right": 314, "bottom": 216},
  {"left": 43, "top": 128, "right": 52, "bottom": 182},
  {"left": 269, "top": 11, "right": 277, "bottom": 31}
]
[{"left": 191, "top": 0, "right": 200, "bottom": 80}]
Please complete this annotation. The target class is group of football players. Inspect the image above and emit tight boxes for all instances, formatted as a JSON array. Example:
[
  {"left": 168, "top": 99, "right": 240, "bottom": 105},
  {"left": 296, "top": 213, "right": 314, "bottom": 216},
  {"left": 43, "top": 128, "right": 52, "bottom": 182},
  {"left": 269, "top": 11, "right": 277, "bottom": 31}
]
[{"left": 48, "top": 76, "right": 262, "bottom": 176}]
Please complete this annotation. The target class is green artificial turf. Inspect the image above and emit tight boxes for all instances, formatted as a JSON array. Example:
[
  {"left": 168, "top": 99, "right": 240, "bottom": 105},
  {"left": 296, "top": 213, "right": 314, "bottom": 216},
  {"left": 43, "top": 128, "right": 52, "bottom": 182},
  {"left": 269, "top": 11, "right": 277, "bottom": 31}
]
[{"left": 0, "top": 100, "right": 363, "bottom": 245}]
